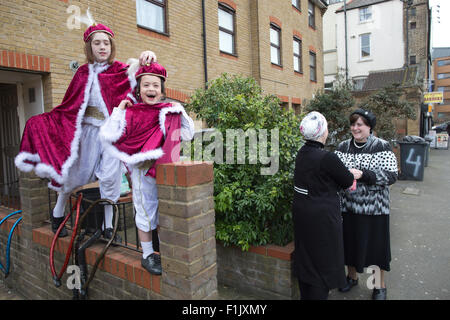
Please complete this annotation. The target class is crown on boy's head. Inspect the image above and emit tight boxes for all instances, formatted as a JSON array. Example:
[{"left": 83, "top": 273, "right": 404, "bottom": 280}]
[{"left": 135, "top": 62, "right": 167, "bottom": 81}]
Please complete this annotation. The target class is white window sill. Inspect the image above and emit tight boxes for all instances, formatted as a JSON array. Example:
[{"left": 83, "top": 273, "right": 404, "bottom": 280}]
[
  {"left": 358, "top": 19, "right": 373, "bottom": 25},
  {"left": 358, "top": 58, "right": 373, "bottom": 63}
]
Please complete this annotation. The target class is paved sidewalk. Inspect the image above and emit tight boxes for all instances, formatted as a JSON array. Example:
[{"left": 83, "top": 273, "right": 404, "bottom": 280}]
[{"left": 0, "top": 280, "right": 23, "bottom": 300}]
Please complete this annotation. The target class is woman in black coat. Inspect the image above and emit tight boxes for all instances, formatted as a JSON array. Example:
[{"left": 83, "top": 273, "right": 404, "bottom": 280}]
[{"left": 292, "top": 111, "right": 355, "bottom": 300}]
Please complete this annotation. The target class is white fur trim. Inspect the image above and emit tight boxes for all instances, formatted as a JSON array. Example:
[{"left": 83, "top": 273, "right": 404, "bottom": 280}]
[
  {"left": 127, "top": 92, "right": 137, "bottom": 104},
  {"left": 103, "top": 143, "right": 164, "bottom": 166},
  {"left": 99, "top": 107, "right": 127, "bottom": 143},
  {"left": 14, "top": 152, "right": 40, "bottom": 172},
  {"left": 159, "top": 103, "right": 195, "bottom": 141},
  {"left": 127, "top": 58, "right": 139, "bottom": 95},
  {"left": 159, "top": 103, "right": 187, "bottom": 137},
  {"left": 15, "top": 151, "right": 63, "bottom": 191},
  {"left": 35, "top": 162, "right": 64, "bottom": 184},
  {"left": 58, "top": 63, "right": 97, "bottom": 185}
]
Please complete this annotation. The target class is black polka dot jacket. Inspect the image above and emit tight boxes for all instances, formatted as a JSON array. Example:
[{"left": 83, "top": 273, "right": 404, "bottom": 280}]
[{"left": 335, "top": 135, "right": 398, "bottom": 215}]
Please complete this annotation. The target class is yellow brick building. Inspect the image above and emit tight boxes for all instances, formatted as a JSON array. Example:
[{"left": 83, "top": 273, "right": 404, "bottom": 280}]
[{"left": 0, "top": 0, "right": 327, "bottom": 189}]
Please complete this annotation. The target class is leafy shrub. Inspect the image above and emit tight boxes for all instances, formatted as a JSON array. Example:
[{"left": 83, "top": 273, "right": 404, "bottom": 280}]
[
  {"left": 359, "top": 84, "right": 416, "bottom": 141},
  {"left": 185, "top": 74, "right": 303, "bottom": 250}
]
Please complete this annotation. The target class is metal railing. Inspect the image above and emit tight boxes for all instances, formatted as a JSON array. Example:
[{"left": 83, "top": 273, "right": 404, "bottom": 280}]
[
  {"left": 48, "top": 189, "right": 142, "bottom": 253},
  {"left": 0, "top": 180, "right": 21, "bottom": 210}
]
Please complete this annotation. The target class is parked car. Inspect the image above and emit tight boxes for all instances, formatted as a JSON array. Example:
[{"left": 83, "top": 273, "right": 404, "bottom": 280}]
[{"left": 432, "top": 121, "right": 450, "bottom": 134}]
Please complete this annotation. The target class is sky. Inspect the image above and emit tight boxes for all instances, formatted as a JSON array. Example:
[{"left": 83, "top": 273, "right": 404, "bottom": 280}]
[{"left": 429, "top": 0, "right": 450, "bottom": 48}]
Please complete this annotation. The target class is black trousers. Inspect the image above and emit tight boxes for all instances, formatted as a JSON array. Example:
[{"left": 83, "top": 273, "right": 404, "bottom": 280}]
[{"left": 298, "top": 280, "right": 329, "bottom": 300}]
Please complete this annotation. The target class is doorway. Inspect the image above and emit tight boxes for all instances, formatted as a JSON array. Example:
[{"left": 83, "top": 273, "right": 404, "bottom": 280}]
[{"left": 0, "top": 84, "right": 20, "bottom": 209}]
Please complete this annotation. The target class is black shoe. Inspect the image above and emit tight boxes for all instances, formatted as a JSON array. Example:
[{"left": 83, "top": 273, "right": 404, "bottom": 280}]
[
  {"left": 372, "top": 288, "right": 387, "bottom": 300},
  {"left": 51, "top": 217, "right": 68, "bottom": 238},
  {"left": 141, "top": 253, "right": 162, "bottom": 275},
  {"left": 103, "top": 228, "right": 122, "bottom": 243},
  {"left": 338, "top": 276, "right": 358, "bottom": 293}
]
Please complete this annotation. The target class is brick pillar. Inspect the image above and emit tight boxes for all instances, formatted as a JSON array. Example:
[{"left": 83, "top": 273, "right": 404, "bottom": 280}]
[
  {"left": 18, "top": 171, "right": 49, "bottom": 240},
  {"left": 13, "top": 171, "right": 50, "bottom": 298},
  {"left": 156, "top": 161, "right": 217, "bottom": 299}
]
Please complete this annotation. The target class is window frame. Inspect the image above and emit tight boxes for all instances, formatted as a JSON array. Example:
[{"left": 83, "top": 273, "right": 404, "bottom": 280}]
[
  {"left": 309, "top": 51, "right": 317, "bottom": 82},
  {"left": 308, "top": 1, "right": 315, "bottom": 29},
  {"left": 359, "top": 6, "right": 372, "bottom": 22},
  {"left": 437, "top": 73, "right": 450, "bottom": 80},
  {"left": 270, "top": 23, "right": 282, "bottom": 66},
  {"left": 437, "top": 86, "right": 450, "bottom": 92},
  {"left": 292, "top": 0, "right": 301, "bottom": 11},
  {"left": 293, "top": 36, "right": 302, "bottom": 74},
  {"left": 359, "top": 33, "right": 371, "bottom": 59},
  {"left": 410, "top": 55, "right": 416, "bottom": 65},
  {"left": 136, "top": 0, "right": 169, "bottom": 35},
  {"left": 437, "top": 59, "right": 450, "bottom": 67},
  {"left": 218, "top": 3, "right": 237, "bottom": 56}
]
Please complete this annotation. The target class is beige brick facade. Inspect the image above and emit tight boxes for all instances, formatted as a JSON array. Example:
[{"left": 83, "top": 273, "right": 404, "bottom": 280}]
[{"left": 1, "top": 0, "right": 326, "bottom": 115}]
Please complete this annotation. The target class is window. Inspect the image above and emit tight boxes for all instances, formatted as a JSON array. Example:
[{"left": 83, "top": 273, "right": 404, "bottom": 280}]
[
  {"left": 309, "top": 51, "right": 316, "bottom": 82},
  {"left": 136, "top": 0, "right": 167, "bottom": 34},
  {"left": 410, "top": 7, "right": 416, "bottom": 16},
  {"left": 438, "top": 73, "right": 450, "bottom": 80},
  {"left": 359, "top": 6, "right": 372, "bottom": 22},
  {"left": 270, "top": 23, "right": 282, "bottom": 66},
  {"left": 292, "top": 103, "right": 301, "bottom": 115},
  {"left": 437, "top": 59, "right": 450, "bottom": 67},
  {"left": 292, "top": 0, "right": 300, "bottom": 10},
  {"left": 437, "top": 86, "right": 450, "bottom": 92},
  {"left": 293, "top": 37, "right": 302, "bottom": 73},
  {"left": 360, "top": 33, "right": 371, "bottom": 59},
  {"left": 410, "top": 55, "right": 416, "bottom": 65},
  {"left": 352, "top": 76, "right": 367, "bottom": 91},
  {"left": 410, "top": 22, "right": 416, "bottom": 29},
  {"left": 218, "top": 4, "right": 236, "bottom": 55},
  {"left": 308, "top": 1, "right": 315, "bottom": 29}
]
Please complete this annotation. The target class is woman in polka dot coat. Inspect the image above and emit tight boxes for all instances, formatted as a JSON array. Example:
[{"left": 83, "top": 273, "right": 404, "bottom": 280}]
[{"left": 335, "top": 108, "right": 398, "bottom": 300}]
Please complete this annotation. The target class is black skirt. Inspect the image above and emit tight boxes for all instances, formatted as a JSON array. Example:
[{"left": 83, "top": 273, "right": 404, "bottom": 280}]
[{"left": 342, "top": 212, "right": 391, "bottom": 273}]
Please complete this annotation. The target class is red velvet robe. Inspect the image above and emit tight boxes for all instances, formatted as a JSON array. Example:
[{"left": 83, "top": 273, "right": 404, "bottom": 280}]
[
  {"left": 100, "top": 102, "right": 184, "bottom": 178},
  {"left": 15, "top": 61, "right": 133, "bottom": 191}
]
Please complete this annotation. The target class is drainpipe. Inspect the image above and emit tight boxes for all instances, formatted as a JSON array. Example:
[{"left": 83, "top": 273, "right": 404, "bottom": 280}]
[
  {"left": 344, "top": 0, "right": 348, "bottom": 84},
  {"left": 202, "top": 0, "right": 208, "bottom": 89}
]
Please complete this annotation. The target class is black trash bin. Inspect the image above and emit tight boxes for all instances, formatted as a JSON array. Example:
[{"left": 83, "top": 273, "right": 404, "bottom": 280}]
[
  {"left": 76, "top": 188, "right": 104, "bottom": 234},
  {"left": 424, "top": 137, "right": 432, "bottom": 167},
  {"left": 398, "top": 136, "right": 427, "bottom": 181}
]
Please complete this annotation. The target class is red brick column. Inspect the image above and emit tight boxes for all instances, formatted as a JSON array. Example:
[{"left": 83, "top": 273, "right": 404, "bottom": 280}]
[{"left": 156, "top": 161, "right": 217, "bottom": 299}]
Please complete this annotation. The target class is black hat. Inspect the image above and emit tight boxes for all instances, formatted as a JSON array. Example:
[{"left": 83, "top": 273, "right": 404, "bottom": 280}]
[{"left": 350, "top": 108, "right": 376, "bottom": 130}]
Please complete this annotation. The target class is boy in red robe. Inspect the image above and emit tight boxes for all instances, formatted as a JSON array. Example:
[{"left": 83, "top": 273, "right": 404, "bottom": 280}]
[{"left": 100, "top": 62, "right": 194, "bottom": 274}]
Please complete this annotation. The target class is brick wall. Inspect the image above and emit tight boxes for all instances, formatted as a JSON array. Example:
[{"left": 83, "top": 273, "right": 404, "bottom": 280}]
[
  {"left": 1, "top": 0, "right": 325, "bottom": 115},
  {"left": 217, "top": 241, "right": 299, "bottom": 300},
  {"left": 0, "top": 162, "right": 217, "bottom": 300},
  {"left": 405, "top": 0, "right": 429, "bottom": 81}
]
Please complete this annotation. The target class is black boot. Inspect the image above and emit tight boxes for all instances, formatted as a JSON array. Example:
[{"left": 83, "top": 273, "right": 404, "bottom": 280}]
[
  {"left": 338, "top": 276, "right": 358, "bottom": 293},
  {"left": 103, "top": 228, "right": 122, "bottom": 243},
  {"left": 51, "top": 216, "right": 68, "bottom": 238}
]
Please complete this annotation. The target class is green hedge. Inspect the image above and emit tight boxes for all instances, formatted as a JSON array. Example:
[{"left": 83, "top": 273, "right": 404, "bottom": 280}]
[{"left": 186, "top": 74, "right": 304, "bottom": 251}]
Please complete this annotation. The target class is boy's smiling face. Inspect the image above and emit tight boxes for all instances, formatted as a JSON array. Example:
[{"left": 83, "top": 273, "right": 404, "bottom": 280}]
[{"left": 139, "top": 75, "right": 162, "bottom": 105}]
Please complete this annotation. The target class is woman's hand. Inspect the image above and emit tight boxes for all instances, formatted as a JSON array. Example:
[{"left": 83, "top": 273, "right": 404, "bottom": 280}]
[
  {"left": 139, "top": 51, "right": 157, "bottom": 65},
  {"left": 349, "top": 168, "right": 363, "bottom": 180},
  {"left": 118, "top": 100, "right": 132, "bottom": 110}
]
